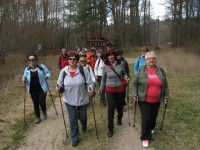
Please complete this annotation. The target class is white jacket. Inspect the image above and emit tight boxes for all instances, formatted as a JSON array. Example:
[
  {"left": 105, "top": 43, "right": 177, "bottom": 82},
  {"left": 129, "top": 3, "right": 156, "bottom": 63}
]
[
  {"left": 85, "top": 64, "right": 96, "bottom": 83},
  {"left": 94, "top": 58, "right": 105, "bottom": 76}
]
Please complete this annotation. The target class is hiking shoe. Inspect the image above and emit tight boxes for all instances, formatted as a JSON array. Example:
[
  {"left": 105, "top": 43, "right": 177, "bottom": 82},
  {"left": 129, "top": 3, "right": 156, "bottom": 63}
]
[
  {"left": 151, "top": 130, "right": 155, "bottom": 134},
  {"left": 35, "top": 118, "right": 41, "bottom": 124},
  {"left": 117, "top": 121, "right": 122, "bottom": 126},
  {"left": 72, "top": 140, "right": 79, "bottom": 147},
  {"left": 82, "top": 127, "right": 86, "bottom": 133},
  {"left": 43, "top": 112, "right": 48, "bottom": 119},
  {"left": 142, "top": 140, "right": 149, "bottom": 148},
  {"left": 107, "top": 130, "right": 113, "bottom": 137},
  {"left": 102, "top": 102, "right": 106, "bottom": 107},
  {"left": 117, "top": 119, "right": 122, "bottom": 126}
]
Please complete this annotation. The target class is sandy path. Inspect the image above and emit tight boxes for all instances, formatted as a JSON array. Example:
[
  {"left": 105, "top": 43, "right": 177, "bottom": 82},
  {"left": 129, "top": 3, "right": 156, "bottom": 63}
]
[{"left": 13, "top": 101, "right": 70, "bottom": 150}]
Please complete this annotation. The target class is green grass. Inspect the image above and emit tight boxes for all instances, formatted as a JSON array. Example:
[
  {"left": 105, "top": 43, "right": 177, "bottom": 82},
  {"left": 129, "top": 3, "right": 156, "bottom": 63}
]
[
  {"left": 1, "top": 113, "right": 35, "bottom": 150},
  {"left": 151, "top": 71, "right": 200, "bottom": 150},
  {"left": 11, "top": 114, "right": 35, "bottom": 141}
]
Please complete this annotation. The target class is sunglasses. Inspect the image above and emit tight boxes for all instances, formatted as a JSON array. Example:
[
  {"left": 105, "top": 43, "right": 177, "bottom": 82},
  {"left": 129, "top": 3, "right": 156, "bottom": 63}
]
[
  {"left": 80, "top": 61, "right": 86, "bottom": 62},
  {"left": 69, "top": 58, "right": 77, "bottom": 61},
  {"left": 29, "top": 59, "right": 36, "bottom": 61}
]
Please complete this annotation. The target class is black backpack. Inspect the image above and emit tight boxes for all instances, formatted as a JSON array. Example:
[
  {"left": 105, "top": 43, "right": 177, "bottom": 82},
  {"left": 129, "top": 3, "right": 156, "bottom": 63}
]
[{"left": 59, "top": 66, "right": 87, "bottom": 93}]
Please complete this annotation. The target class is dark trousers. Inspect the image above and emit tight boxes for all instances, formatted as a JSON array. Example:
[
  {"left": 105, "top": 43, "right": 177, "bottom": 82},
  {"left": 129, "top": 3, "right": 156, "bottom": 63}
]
[
  {"left": 122, "top": 90, "right": 126, "bottom": 105},
  {"left": 106, "top": 91, "right": 124, "bottom": 130},
  {"left": 97, "top": 76, "right": 106, "bottom": 104},
  {"left": 139, "top": 101, "right": 160, "bottom": 140},
  {"left": 65, "top": 103, "right": 87, "bottom": 142},
  {"left": 30, "top": 88, "right": 47, "bottom": 118}
]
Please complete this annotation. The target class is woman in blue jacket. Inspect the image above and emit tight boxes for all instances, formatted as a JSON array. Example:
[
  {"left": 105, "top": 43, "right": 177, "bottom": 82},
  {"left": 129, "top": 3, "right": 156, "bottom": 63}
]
[
  {"left": 22, "top": 54, "right": 51, "bottom": 124},
  {"left": 133, "top": 47, "right": 147, "bottom": 75}
]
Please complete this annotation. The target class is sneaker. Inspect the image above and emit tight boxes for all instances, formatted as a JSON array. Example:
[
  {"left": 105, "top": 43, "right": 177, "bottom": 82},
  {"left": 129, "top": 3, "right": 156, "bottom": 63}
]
[
  {"left": 35, "top": 118, "right": 41, "bottom": 124},
  {"left": 107, "top": 130, "right": 113, "bottom": 137},
  {"left": 142, "top": 140, "right": 149, "bottom": 148},
  {"left": 43, "top": 112, "right": 48, "bottom": 119},
  {"left": 151, "top": 130, "right": 155, "bottom": 134}
]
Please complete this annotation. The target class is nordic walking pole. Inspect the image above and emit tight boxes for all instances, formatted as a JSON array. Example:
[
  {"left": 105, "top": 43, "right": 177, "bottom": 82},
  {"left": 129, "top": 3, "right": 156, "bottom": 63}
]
[
  {"left": 133, "top": 100, "right": 137, "bottom": 127},
  {"left": 46, "top": 81, "right": 58, "bottom": 115},
  {"left": 23, "top": 82, "right": 26, "bottom": 128},
  {"left": 58, "top": 92, "right": 68, "bottom": 138},
  {"left": 98, "top": 90, "right": 103, "bottom": 118},
  {"left": 44, "top": 78, "right": 58, "bottom": 115},
  {"left": 91, "top": 96, "right": 99, "bottom": 139},
  {"left": 93, "top": 84, "right": 96, "bottom": 103},
  {"left": 40, "top": 67, "right": 58, "bottom": 115},
  {"left": 127, "top": 83, "right": 130, "bottom": 126},
  {"left": 160, "top": 104, "right": 168, "bottom": 131}
]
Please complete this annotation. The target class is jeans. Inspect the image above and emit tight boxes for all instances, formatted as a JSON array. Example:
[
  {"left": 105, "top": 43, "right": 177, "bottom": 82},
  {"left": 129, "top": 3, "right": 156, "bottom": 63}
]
[
  {"left": 106, "top": 91, "right": 124, "bottom": 130},
  {"left": 138, "top": 101, "right": 160, "bottom": 140},
  {"left": 65, "top": 103, "right": 88, "bottom": 142}
]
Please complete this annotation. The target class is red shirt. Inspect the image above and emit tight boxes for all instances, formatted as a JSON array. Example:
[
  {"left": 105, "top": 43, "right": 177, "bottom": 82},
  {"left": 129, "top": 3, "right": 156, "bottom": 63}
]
[
  {"left": 105, "top": 85, "right": 125, "bottom": 93},
  {"left": 70, "top": 71, "right": 76, "bottom": 77},
  {"left": 146, "top": 67, "right": 161, "bottom": 103}
]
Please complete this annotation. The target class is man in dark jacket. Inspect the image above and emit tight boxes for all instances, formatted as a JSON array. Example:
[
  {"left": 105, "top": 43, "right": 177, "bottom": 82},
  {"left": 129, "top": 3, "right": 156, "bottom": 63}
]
[{"left": 116, "top": 50, "right": 130, "bottom": 112}]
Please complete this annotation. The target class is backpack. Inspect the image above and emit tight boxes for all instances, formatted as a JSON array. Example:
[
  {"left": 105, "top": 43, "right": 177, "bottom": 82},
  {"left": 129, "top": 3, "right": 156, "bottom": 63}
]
[
  {"left": 97, "top": 59, "right": 101, "bottom": 68},
  {"left": 60, "top": 66, "right": 87, "bottom": 93}
]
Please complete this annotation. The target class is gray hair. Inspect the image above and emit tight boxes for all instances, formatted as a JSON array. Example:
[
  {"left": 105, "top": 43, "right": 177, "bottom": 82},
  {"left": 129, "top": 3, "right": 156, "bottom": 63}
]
[{"left": 145, "top": 51, "right": 156, "bottom": 60}]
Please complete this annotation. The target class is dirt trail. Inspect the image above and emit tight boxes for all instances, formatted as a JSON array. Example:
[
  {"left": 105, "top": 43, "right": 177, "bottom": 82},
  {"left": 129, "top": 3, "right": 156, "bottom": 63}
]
[
  {"left": 13, "top": 99, "right": 154, "bottom": 150},
  {"left": 12, "top": 58, "right": 155, "bottom": 150}
]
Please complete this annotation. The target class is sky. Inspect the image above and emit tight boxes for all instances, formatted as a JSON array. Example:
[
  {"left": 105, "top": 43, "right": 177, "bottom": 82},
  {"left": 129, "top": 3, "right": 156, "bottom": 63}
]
[{"left": 151, "top": 0, "right": 166, "bottom": 20}]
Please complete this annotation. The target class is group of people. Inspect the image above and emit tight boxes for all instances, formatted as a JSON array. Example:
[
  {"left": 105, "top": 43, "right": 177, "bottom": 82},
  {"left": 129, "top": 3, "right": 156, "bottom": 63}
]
[{"left": 22, "top": 46, "right": 170, "bottom": 148}]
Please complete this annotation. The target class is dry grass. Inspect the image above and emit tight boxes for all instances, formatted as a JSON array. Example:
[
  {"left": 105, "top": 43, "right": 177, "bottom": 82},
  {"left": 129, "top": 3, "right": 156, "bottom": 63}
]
[{"left": 157, "top": 48, "right": 200, "bottom": 73}]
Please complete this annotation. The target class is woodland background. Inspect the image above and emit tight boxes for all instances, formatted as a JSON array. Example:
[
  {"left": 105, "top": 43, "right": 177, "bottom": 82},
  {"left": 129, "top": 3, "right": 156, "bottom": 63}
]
[{"left": 1, "top": 0, "right": 200, "bottom": 66}]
